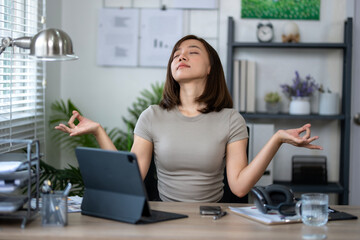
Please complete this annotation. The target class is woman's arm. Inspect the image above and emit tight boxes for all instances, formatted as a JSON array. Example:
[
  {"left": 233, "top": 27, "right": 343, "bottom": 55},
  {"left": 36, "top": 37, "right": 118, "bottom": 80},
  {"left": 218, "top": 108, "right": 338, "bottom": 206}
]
[
  {"left": 226, "top": 123, "right": 322, "bottom": 197},
  {"left": 131, "top": 135, "right": 153, "bottom": 180},
  {"left": 56, "top": 111, "right": 153, "bottom": 179},
  {"left": 55, "top": 110, "right": 117, "bottom": 151}
]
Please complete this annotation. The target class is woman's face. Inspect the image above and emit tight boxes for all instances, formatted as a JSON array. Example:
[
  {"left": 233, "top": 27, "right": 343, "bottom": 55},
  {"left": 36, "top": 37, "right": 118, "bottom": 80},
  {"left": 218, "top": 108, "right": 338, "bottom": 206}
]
[{"left": 171, "top": 39, "right": 211, "bottom": 83}]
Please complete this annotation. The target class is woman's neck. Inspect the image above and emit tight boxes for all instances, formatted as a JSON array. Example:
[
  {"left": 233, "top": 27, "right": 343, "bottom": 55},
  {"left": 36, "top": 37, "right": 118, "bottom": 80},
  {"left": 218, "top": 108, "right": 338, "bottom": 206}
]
[{"left": 178, "top": 81, "right": 206, "bottom": 117}]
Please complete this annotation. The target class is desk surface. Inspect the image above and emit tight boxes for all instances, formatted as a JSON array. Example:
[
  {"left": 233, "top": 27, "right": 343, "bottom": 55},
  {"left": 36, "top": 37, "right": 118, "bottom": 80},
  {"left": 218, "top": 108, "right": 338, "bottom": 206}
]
[{"left": 0, "top": 202, "right": 359, "bottom": 240}]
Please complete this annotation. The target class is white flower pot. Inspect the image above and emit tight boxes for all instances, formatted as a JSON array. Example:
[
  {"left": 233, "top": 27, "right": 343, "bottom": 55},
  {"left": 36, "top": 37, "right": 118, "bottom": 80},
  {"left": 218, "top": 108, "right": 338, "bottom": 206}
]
[
  {"left": 319, "top": 93, "right": 340, "bottom": 115},
  {"left": 289, "top": 97, "right": 310, "bottom": 115}
]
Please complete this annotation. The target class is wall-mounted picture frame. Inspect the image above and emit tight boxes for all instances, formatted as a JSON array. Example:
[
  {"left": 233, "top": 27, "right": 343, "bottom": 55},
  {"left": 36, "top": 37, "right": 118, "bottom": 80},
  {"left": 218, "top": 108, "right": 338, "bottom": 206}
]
[{"left": 241, "top": 0, "right": 320, "bottom": 20}]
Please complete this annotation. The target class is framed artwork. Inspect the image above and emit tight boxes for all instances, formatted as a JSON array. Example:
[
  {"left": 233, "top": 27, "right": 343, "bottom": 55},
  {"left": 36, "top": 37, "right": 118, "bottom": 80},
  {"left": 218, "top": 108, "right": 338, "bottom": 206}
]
[{"left": 241, "top": 0, "right": 320, "bottom": 20}]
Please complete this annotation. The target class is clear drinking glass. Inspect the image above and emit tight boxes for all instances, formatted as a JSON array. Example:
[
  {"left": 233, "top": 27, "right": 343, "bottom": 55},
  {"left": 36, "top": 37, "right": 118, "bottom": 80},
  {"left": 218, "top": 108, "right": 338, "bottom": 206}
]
[{"left": 295, "top": 193, "right": 328, "bottom": 239}]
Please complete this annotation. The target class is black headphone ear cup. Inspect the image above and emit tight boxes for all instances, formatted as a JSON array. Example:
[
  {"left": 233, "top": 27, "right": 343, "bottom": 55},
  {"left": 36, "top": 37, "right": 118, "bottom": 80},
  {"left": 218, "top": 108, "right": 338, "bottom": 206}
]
[
  {"left": 250, "top": 187, "right": 268, "bottom": 214},
  {"left": 256, "top": 186, "right": 273, "bottom": 206},
  {"left": 265, "top": 184, "right": 294, "bottom": 206}
]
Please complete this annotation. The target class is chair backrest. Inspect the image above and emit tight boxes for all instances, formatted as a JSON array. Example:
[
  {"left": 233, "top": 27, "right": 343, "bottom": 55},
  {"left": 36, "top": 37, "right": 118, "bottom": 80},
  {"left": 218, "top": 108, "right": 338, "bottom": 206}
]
[{"left": 144, "top": 126, "right": 250, "bottom": 203}]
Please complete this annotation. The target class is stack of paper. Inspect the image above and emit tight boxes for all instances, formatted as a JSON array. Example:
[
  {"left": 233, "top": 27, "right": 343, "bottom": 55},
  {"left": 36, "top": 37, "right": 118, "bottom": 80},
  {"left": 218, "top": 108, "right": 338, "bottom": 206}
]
[{"left": 229, "top": 206, "right": 301, "bottom": 225}]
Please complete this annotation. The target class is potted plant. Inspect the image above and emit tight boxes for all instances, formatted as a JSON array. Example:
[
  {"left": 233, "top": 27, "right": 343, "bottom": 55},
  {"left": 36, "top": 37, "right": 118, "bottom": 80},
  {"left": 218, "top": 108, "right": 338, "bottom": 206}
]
[
  {"left": 264, "top": 92, "right": 281, "bottom": 114},
  {"left": 280, "top": 71, "right": 319, "bottom": 115}
]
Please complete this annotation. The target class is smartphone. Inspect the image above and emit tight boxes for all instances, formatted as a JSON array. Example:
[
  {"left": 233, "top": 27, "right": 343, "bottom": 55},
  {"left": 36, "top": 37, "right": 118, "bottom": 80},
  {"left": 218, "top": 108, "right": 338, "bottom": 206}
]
[{"left": 199, "top": 206, "right": 222, "bottom": 215}]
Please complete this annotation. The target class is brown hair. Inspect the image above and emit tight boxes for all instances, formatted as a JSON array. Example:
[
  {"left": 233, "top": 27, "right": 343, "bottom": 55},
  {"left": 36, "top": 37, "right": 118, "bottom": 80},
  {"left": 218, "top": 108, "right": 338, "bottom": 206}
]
[{"left": 159, "top": 35, "right": 233, "bottom": 113}]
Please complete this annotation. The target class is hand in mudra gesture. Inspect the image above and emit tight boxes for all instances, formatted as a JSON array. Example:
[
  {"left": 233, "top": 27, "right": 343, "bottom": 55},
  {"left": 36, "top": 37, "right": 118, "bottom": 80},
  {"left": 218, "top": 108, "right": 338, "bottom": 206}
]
[
  {"left": 278, "top": 123, "right": 322, "bottom": 150},
  {"left": 55, "top": 110, "right": 101, "bottom": 137}
]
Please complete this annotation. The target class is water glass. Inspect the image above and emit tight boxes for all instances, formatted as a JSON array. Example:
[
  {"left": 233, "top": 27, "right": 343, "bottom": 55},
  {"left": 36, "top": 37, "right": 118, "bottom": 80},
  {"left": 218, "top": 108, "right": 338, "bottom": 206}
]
[{"left": 295, "top": 193, "right": 328, "bottom": 239}]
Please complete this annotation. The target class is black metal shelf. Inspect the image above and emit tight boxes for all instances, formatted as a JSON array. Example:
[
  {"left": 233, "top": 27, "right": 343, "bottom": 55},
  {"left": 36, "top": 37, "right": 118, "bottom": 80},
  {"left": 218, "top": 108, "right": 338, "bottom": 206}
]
[
  {"left": 231, "top": 42, "right": 347, "bottom": 49},
  {"left": 226, "top": 17, "right": 353, "bottom": 204},
  {"left": 240, "top": 112, "right": 345, "bottom": 120},
  {"left": 274, "top": 181, "right": 344, "bottom": 194}
]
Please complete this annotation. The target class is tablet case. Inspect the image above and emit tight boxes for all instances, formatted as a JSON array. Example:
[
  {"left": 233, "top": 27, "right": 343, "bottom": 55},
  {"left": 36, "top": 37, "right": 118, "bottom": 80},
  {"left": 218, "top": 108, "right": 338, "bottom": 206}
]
[
  {"left": 75, "top": 147, "right": 187, "bottom": 224},
  {"left": 328, "top": 208, "right": 358, "bottom": 221}
]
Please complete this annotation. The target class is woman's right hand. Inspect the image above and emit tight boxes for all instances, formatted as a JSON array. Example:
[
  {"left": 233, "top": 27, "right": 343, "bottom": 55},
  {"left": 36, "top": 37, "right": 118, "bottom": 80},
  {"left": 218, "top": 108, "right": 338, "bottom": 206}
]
[{"left": 54, "top": 110, "right": 101, "bottom": 137}]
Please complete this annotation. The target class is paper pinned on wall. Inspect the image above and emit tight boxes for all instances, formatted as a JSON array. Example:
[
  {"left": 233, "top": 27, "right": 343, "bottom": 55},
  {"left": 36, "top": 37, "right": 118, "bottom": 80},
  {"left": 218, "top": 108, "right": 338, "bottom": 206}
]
[
  {"left": 139, "top": 9, "right": 183, "bottom": 67},
  {"left": 172, "top": 0, "right": 218, "bottom": 9},
  {"left": 97, "top": 8, "right": 139, "bottom": 67}
]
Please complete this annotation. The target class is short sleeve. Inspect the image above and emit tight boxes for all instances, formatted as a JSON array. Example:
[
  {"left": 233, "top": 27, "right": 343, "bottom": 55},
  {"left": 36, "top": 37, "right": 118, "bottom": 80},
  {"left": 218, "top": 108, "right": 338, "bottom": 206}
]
[
  {"left": 133, "top": 106, "right": 153, "bottom": 142},
  {"left": 228, "top": 109, "right": 248, "bottom": 144}
]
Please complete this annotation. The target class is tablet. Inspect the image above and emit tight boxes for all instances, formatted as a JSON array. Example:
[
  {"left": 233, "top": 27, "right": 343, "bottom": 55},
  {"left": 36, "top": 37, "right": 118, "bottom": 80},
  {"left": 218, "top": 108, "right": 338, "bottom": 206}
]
[{"left": 75, "top": 147, "right": 187, "bottom": 224}]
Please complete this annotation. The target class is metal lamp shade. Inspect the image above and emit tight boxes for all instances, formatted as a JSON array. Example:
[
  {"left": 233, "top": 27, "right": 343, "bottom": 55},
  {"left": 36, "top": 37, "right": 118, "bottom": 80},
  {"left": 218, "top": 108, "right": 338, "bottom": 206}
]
[{"left": 30, "top": 28, "right": 78, "bottom": 61}]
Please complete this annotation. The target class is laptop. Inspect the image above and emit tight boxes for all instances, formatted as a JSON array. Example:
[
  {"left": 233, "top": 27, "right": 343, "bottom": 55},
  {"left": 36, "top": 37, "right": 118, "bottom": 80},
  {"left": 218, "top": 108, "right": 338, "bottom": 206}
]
[{"left": 75, "top": 147, "right": 187, "bottom": 224}]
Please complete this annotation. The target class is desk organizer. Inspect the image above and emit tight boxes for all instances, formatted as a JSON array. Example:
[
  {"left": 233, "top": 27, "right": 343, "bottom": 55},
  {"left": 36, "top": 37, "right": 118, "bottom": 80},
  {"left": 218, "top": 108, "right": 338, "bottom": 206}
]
[{"left": 0, "top": 139, "right": 40, "bottom": 228}]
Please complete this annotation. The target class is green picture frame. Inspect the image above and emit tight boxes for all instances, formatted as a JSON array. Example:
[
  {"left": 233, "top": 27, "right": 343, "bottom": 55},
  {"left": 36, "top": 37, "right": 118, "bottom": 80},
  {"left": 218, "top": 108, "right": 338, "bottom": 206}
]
[{"left": 241, "top": 0, "right": 320, "bottom": 20}]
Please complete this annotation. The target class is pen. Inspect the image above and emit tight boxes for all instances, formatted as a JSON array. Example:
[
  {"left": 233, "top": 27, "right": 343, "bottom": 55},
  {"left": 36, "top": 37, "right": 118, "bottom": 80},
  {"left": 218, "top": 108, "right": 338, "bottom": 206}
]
[
  {"left": 63, "top": 182, "right": 72, "bottom": 197},
  {"left": 213, "top": 211, "right": 227, "bottom": 220}
]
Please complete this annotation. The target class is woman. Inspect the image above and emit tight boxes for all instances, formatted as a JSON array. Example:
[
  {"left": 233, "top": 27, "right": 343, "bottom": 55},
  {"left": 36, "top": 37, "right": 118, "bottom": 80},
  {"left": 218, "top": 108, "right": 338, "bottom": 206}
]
[{"left": 55, "top": 35, "right": 322, "bottom": 202}]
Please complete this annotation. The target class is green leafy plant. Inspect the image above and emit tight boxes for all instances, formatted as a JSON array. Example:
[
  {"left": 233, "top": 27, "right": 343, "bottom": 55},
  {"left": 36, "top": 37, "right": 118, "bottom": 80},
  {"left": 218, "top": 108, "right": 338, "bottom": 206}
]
[
  {"left": 264, "top": 92, "right": 281, "bottom": 103},
  {"left": 41, "top": 82, "right": 164, "bottom": 196}
]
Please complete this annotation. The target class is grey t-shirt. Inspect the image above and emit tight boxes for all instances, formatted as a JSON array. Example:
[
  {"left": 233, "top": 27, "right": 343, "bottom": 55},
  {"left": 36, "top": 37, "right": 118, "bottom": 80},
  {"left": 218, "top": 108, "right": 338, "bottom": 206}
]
[{"left": 134, "top": 105, "right": 248, "bottom": 202}]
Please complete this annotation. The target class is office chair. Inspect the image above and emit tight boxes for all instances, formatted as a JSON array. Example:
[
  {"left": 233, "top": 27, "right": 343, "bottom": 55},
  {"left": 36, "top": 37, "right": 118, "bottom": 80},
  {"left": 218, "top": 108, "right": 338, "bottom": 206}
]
[{"left": 144, "top": 127, "right": 250, "bottom": 203}]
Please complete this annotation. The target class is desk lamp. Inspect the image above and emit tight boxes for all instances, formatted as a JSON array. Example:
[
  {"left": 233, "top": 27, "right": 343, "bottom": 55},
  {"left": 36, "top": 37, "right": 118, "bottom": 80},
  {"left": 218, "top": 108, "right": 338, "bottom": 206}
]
[{"left": 0, "top": 28, "right": 78, "bottom": 61}]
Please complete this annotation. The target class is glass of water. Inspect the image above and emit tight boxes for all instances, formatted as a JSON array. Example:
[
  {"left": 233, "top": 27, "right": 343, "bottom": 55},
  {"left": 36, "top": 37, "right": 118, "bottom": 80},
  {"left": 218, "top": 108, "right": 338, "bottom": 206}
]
[{"left": 296, "top": 193, "right": 328, "bottom": 239}]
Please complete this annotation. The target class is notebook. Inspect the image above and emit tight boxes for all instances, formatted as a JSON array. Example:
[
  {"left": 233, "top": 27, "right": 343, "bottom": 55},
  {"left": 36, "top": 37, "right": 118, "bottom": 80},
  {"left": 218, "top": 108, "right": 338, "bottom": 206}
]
[
  {"left": 75, "top": 147, "right": 187, "bottom": 224},
  {"left": 230, "top": 206, "right": 358, "bottom": 225}
]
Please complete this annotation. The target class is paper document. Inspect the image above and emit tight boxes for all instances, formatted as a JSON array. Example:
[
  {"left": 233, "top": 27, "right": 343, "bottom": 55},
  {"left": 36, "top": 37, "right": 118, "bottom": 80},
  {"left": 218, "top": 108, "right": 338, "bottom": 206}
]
[
  {"left": 172, "top": 0, "right": 218, "bottom": 9},
  {"left": 139, "top": 9, "right": 183, "bottom": 67},
  {"left": 229, "top": 206, "right": 301, "bottom": 225},
  {"left": 97, "top": 8, "right": 139, "bottom": 67},
  {"left": 0, "top": 161, "right": 24, "bottom": 172},
  {"left": 67, "top": 196, "right": 83, "bottom": 213},
  {"left": 31, "top": 196, "right": 83, "bottom": 213}
]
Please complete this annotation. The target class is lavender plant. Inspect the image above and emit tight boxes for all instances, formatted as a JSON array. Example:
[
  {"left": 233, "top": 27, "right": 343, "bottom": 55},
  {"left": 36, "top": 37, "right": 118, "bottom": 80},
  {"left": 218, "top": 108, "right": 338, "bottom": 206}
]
[{"left": 280, "top": 71, "right": 319, "bottom": 98}]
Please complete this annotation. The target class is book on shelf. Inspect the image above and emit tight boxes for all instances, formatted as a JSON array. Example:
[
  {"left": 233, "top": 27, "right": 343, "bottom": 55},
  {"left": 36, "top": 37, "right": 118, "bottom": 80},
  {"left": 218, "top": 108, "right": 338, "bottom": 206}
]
[
  {"left": 232, "top": 59, "right": 256, "bottom": 112},
  {"left": 233, "top": 60, "right": 240, "bottom": 111},
  {"left": 240, "top": 60, "right": 247, "bottom": 112},
  {"left": 246, "top": 61, "right": 256, "bottom": 113}
]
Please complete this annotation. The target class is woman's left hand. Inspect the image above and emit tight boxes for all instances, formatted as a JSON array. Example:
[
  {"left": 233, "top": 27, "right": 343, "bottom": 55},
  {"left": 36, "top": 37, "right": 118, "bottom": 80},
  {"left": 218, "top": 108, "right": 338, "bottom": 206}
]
[{"left": 277, "top": 123, "right": 323, "bottom": 150}]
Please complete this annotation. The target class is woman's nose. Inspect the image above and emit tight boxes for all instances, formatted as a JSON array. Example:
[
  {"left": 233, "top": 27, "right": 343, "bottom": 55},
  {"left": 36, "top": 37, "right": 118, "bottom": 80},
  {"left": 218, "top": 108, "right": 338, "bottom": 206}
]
[{"left": 179, "top": 55, "right": 187, "bottom": 61}]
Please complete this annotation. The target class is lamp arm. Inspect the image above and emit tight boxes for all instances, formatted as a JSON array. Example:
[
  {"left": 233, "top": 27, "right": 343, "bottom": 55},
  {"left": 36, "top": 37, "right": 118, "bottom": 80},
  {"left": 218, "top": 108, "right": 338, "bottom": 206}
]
[
  {"left": 0, "top": 36, "right": 32, "bottom": 55},
  {"left": 0, "top": 37, "right": 13, "bottom": 55},
  {"left": 13, "top": 37, "right": 32, "bottom": 49}
]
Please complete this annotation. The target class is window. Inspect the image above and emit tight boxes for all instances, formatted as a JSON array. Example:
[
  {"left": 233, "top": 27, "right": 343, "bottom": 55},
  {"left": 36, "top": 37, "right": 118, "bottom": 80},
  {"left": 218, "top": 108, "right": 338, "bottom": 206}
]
[{"left": 0, "top": 0, "right": 45, "bottom": 152}]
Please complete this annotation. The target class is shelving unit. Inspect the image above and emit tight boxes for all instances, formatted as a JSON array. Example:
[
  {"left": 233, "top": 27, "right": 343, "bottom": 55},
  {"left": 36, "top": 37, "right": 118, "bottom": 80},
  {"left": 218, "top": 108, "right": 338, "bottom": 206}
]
[
  {"left": 0, "top": 139, "right": 40, "bottom": 228},
  {"left": 226, "top": 17, "right": 353, "bottom": 204}
]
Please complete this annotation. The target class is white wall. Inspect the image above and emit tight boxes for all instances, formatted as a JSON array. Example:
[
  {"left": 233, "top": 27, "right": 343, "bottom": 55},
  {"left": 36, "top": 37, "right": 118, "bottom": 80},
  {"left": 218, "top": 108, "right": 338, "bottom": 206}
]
[
  {"left": 45, "top": 0, "right": 62, "bottom": 168},
  {"left": 45, "top": 0, "right": 350, "bottom": 188}
]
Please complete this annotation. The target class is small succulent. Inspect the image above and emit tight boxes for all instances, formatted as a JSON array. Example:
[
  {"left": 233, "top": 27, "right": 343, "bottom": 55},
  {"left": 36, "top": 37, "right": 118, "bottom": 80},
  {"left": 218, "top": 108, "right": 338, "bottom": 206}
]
[{"left": 264, "top": 92, "right": 281, "bottom": 103}]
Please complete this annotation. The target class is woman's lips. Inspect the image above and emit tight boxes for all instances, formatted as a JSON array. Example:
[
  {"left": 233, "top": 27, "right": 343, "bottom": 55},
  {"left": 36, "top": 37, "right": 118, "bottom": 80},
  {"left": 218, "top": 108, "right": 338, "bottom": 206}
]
[{"left": 177, "top": 63, "right": 190, "bottom": 70}]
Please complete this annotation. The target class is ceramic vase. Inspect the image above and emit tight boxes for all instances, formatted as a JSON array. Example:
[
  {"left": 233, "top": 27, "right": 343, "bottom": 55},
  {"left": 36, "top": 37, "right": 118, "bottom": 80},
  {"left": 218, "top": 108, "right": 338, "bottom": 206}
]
[
  {"left": 266, "top": 102, "right": 280, "bottom": 114},
  {"left": 319, "top": 93, "right": 340, "bottom": 115},
  {"left": 289, "top": 96, "right": 310, "bottom": 115}
]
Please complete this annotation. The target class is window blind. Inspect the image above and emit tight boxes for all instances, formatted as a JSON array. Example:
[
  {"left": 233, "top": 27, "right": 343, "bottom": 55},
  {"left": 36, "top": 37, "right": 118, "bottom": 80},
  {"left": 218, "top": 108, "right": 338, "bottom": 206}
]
[{"left": 0, "top": 0, "right": 45, "bottom": 153}]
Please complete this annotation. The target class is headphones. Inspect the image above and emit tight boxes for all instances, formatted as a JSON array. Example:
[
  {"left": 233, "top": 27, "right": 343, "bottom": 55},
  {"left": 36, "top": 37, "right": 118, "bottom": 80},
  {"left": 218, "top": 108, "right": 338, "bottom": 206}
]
[{"left": 250, "top": 184, "right": 296, "bottom": 216}]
